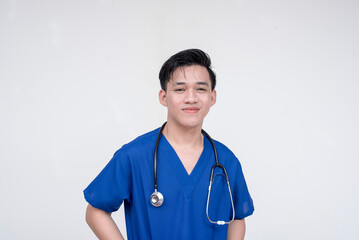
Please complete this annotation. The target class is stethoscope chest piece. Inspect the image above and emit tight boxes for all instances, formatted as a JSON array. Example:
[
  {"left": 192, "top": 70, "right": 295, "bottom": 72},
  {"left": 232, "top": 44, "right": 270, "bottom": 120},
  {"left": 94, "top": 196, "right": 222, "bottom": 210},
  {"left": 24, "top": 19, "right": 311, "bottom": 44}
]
[{"left": 150, "top": 190, "right": 164, "bottom": 207}]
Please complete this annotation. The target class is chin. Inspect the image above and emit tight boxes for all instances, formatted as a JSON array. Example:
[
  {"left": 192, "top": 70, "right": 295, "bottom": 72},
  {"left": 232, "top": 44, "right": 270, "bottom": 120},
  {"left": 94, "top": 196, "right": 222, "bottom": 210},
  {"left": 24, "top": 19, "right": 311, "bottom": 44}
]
[
  {"left": 168, "top": 113, "right": 206, "bottom": 129},
  {"left": 179, "top": 119, "right": 203, "bottom": 129}
]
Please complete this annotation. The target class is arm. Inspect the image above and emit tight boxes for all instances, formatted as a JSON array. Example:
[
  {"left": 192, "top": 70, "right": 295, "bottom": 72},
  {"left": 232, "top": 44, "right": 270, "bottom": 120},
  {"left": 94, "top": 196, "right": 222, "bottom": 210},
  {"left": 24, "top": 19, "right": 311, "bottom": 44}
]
[
  {"left": 86, "top": 204, "right": 125, "bottom": 240},
  {"left": 227, "top": 219, "right": 246, "bottom": 240}
]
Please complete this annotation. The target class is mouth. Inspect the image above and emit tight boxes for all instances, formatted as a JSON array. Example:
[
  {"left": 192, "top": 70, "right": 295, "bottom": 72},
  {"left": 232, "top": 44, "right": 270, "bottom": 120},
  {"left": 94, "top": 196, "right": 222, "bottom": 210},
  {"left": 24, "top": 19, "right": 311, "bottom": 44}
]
[{"left": 182, "top": 107, "right": 200, "bottom": 113}]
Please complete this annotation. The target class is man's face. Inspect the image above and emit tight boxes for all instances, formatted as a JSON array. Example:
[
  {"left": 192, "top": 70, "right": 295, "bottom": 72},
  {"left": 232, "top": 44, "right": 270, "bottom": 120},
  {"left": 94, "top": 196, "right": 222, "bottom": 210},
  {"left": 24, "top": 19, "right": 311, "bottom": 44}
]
[{"left": 159, "top": 65, "right": 216, "bottom": 129}]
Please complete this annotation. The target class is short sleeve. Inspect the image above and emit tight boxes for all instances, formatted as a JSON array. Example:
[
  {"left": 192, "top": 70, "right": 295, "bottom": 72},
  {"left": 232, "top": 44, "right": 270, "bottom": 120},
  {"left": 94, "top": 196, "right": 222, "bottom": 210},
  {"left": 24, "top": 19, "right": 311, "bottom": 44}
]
[
  {"left": 83, "top": 148, "right": 132, "bottom": 213},
  {"left": 232, "top": 159, "right": 254, "bottom": 219}
]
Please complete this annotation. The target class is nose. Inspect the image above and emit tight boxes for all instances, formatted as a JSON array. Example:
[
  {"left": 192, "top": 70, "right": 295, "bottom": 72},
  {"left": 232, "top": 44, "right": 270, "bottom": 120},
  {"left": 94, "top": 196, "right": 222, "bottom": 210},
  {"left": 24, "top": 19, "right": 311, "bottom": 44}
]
[{"left": 184, "top": 89, "right": 198, "bottom": 103}]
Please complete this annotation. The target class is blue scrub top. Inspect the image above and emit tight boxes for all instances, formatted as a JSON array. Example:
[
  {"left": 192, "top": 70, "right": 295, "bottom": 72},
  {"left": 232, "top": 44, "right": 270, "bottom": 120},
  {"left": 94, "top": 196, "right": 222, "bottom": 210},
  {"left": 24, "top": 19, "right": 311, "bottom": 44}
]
[{"left": 84, "top": 128, "right": 254, "bottom": 240}]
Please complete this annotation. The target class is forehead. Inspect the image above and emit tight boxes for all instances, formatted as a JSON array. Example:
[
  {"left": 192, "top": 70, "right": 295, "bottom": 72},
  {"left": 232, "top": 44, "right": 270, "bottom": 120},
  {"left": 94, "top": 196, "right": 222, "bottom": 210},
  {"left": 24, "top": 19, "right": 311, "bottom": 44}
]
[{"left": 170, "top": 65, "right": 210, "bottom": 84}]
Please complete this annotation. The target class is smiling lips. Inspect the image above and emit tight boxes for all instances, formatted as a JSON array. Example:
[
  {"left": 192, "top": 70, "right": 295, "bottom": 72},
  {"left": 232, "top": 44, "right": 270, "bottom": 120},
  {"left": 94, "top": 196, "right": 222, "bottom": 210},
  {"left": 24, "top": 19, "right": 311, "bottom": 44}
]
[{"left": 182, "top": 107, "right": 200, "bottom": 113}]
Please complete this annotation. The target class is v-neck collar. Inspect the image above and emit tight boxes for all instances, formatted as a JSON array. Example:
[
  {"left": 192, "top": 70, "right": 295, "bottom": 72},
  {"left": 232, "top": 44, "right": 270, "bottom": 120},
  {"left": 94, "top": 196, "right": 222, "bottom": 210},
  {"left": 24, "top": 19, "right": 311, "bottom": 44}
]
[{"left": 159, "top": 133, "right": 211, "bottom": 198}]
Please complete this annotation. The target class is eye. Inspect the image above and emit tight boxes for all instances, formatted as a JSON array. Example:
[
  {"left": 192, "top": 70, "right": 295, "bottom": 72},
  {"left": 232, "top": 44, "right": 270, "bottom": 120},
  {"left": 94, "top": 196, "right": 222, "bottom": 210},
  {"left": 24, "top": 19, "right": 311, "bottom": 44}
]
[
  {"left": 175, "top": 88, "right": 185, "bottom": 92},
  {"left": 197, "top": 88, "right": 207, "bottom": 92}
]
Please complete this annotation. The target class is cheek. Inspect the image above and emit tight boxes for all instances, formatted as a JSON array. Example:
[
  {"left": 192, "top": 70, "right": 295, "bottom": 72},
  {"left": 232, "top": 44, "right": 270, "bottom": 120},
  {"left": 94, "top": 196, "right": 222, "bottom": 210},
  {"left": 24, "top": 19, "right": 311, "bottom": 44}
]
[
  {"left": 203, "top": 96, "right": 213, "bottom": 105},
  {"left": 167, "top": 95, "right": 182, "bottom": 105},
  {"left": 166, "top": 98, "right": 178, "bottom": 110}
]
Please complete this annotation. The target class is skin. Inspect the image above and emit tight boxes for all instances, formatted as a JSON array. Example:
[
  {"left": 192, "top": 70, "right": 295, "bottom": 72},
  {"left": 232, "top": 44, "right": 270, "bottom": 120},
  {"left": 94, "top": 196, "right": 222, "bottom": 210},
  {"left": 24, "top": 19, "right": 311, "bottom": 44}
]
[
  {"left": 86, "top": 64, "right": 246, "bottom": 239},
  {"left": 159, "top": 65, "right": 217, "bottom": 133},
  {"left": 227, "top": 219, "right": 246, "bottom": 240},
  {"left": 86, "top": 204, "right": 124, "bottom": 240}
]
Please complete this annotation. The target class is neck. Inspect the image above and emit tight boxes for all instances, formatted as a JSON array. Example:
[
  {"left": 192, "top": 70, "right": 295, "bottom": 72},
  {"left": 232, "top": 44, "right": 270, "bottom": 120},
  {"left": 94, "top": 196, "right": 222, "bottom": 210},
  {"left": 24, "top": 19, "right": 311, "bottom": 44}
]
[{"left": 163, "top": 121, "right": 203, "bottom": 147}]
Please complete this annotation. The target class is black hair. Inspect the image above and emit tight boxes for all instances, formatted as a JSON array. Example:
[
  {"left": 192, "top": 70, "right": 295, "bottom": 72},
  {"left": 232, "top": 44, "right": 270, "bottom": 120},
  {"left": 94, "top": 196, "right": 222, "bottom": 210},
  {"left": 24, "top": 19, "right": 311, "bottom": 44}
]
[{"left": 159, "top": 49, "right": 216, "bottom": 91}]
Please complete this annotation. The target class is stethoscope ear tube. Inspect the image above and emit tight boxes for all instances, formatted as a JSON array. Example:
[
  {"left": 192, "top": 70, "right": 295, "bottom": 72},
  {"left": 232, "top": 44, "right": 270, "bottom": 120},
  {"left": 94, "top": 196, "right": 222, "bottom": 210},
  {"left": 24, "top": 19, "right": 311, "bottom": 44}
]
[
  {"left": 210, "top": 163, "right": 229, "bottom": 182},
  {"left": 206, "top": 165, "right": 235, "bottom": 225}
]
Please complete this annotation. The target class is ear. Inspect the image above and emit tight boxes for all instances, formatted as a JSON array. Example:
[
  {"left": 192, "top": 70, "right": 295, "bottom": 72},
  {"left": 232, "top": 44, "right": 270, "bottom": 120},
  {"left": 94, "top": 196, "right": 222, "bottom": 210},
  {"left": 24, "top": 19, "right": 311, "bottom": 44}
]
[
  {"left": 159, "top": 89, "right": 168, "bottom": 106},
  {"left": 210, "top": 89, "right": 217, "bottom": 107}
]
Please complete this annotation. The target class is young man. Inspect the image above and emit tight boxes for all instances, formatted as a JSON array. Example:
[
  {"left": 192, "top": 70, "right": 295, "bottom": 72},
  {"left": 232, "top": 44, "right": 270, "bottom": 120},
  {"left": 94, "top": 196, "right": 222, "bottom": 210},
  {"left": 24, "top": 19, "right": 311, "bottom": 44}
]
[{"left": 84, "top": 49, "right": 254, "bottom": 240}]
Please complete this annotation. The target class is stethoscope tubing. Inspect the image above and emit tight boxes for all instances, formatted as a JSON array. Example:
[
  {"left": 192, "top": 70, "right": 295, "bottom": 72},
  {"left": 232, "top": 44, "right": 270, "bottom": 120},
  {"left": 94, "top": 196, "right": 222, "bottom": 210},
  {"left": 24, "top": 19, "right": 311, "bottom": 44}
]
[
  {"left": 151, "top": 122, "right": 235, "bottom": 224},
  {"left": 153, "top": 122, "right": 167, "bottom": 191}
]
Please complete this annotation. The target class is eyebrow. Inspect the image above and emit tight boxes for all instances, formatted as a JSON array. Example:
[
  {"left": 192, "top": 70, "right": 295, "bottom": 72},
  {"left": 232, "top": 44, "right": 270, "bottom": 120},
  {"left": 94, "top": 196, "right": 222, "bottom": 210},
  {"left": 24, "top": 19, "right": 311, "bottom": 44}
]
[{"left": 173, "top": 81, "right": 209, "bottom": 86}]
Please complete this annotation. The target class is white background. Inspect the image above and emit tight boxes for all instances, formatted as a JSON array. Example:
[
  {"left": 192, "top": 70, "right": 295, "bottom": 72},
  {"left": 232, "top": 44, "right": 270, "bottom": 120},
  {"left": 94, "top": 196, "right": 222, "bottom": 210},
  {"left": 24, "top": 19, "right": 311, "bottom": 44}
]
[{"left": 1, "top": 0, "right": 358, "bottom": 239}]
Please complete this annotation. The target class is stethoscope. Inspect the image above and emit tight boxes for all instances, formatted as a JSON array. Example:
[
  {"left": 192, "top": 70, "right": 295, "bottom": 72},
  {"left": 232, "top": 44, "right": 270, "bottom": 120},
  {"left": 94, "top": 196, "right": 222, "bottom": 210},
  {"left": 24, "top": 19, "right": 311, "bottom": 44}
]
[{"left": 150, "top": 122, "right": 235, "bottom": 225}]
